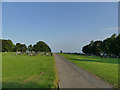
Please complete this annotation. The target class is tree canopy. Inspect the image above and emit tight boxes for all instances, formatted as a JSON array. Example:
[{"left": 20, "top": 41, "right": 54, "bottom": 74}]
[
  {"left": 28, "top": 44, "right": 33, "bottom": 52},
  {"left": 32, "top": 41, "right": 51, "bottom": 52},
  {"left": 1, "top": 39, "right": 51, "bottom": 52},
  {"left": 82, "top": 34, "right": 120, "bottom": 57},
  {"left": 14, "top": 43, "right": 27, "bottom": 52},
  {"left": 1, "top": 39, "right": 14, "bottom": 52}
]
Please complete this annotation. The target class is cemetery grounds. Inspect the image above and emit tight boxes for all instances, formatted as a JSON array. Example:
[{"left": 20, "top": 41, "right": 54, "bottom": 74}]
[{"left": 2, "top": 52, "right": 58, "bottom": 88}]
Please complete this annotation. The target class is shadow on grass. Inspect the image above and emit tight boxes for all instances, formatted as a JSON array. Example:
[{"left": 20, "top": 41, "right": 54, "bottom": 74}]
[
  {"left": 68, "top": 58, "right": 119, "bottom": 64},
  {"left": 2, "top": 81, "right": 54, "bottom": 89}
]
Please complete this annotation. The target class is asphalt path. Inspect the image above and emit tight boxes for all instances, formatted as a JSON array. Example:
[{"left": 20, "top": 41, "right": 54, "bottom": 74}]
[{"left": 54, "top": 53, "right": 113, "bottom": 88}]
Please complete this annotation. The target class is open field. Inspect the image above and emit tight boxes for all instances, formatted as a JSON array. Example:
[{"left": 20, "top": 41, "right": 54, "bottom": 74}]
[
  {"left": 2, "top": 52, "right": 57, "bottom": 88},
  {"left": 58, "top": 53, "right": 119, "bottom": 88}
]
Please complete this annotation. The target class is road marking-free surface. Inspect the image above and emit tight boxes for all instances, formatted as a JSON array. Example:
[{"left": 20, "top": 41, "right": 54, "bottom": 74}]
[{"left": 54, "top": 54, "right": 113, "bottom": 88}]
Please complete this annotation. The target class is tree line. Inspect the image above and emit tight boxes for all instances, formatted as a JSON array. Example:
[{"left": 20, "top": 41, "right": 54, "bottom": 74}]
[
  {"left": 82, "top": 34, "right": 120, "bottom": 58},
  {"left": 0, "top": 39, "right": 51, "bottom": 52}
]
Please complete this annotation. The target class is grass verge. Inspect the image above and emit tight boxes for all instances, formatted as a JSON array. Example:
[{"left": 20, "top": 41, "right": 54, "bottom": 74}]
[{"left": 58, "top": 53, "right": 119, "bottom": 88}]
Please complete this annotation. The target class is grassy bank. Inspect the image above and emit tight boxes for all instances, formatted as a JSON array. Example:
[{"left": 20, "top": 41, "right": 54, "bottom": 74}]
[
  {"left": 58, "top": 53, "right": 119, "bottom": 88},
  {"left": 2, "top": 52, "right": 57, "bottom": 88}
]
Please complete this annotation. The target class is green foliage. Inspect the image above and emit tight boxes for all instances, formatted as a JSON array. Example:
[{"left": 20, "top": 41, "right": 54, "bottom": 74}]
[
  {"left": 115, "top": 34, "right": 120, "bottom": 56},
  {"left": 82, "top": 40, "right": 102, "bottom": 55},
  {"left": 20, "top": 44, "right": 27, "bottom": 52},
  {"left": 58, "top": 53, "right": 118, "bottom": 88},
  {"left": 28, "top": 44, "right": 33, "bottom": 51},
  {"left": 32, "top": 41, "right": 51, "bottom": 52},
  {"left": 1, "top": 39, "right": 52, "bottom": 52},
  {"left": 82, "top": 34, "right": 120, "bottom": 57},
  {"left": 0, "top": 39, "right": 2, "bottom": 52},
  {"left": 2, "top": 39, "right": 14, "bottom": 52},
  {"left": 15, "top": 43, "right": 27, "bottom": 52}
]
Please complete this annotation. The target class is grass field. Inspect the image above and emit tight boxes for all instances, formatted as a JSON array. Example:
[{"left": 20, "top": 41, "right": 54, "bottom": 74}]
[
  {"left": 2, "top": 52, "right": 58, "bottom": 88},
  {"left": 58, "top": 53, "right": 119, "bottom": 88}
]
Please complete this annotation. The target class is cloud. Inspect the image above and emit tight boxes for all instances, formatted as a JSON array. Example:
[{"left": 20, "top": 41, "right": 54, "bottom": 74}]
[{"left": 103, "top": 27, "right": 118, "bottom": 31}]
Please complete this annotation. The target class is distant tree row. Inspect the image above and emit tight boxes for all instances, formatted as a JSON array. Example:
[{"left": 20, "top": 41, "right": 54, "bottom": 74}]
[
  {"left": 82, "top": 34, "right": 120, "bottom": 57},
  {"left": 0, "top": 39, "right": 51, "bottom": 52}
]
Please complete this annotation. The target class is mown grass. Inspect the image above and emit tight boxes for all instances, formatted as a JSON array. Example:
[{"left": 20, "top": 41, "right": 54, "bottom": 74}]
[
  {"left": 2, "top": 52, "right": 57, "bottom": 88},
  {"left": 58, "top": 53, "right": 119, "bottom": 88}
]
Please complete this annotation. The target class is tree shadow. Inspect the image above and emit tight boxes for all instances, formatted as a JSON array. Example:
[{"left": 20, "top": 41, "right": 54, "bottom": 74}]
[
  {"left": 2, "top": 81, "right": 56, "bottom": 89},
  {"left": 68, "top": 58, "right": 119, "bottom": 64}
]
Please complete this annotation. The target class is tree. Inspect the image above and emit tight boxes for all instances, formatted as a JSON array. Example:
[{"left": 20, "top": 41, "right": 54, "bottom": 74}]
[
  {"left": 15, "top": 43, "right": 21, "bottom": 52},
  {"left": 92, "top": 41, "right": 102, "bottom": 56},
  {"left": 0, "top": 39, "right": 2, "bottom": 52},
  {"left": 82, "top": 34, "right": 120, "bottom": 57},
  {"left": 15, "top": 43, "right": 27, "bottom": 52},
  {"left": 32, "top": 41, "right": 51, "bottom": 52},
  {"left": 2, "top": 39, "right": 14, "bottom": 52},
  {"left": 60, "top": 50, "right": 63, "bottom": 53},
  {"left": 20, "top": 44, "right": 27, "bottom": 52},
  {"left": 1, "top": 39, "right": 52, "bottom": 53},
  {"left": 114, "top": 34, "right": 120, "bottom": 57},
  {"left": 82, "top": 44, "right": 91, "bottom": 55},
  {"left": 82, "top": 41, "right": 95, "bottom": 55},
  {"left": 107, "top": 34, "right": 117, "bottom": 56},
  {"left": 101, "top": 34, "right": 117, "bottom": 56},
  {"left": 28, "top": 44, "right": 33, "bottom": 52}
]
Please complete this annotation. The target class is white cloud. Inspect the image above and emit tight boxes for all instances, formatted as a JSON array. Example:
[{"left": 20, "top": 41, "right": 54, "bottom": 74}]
[{"left": 103, "top": 27, "right": 118, "bottom": 31}]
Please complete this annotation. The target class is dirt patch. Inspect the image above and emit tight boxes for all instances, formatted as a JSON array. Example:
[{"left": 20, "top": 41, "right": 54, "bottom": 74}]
[
  {"left": 23, "top": 73, "right": 45, "bottom": 84},
  {"left": 23, "top": 76, "right": 34, "bottom": 83}
]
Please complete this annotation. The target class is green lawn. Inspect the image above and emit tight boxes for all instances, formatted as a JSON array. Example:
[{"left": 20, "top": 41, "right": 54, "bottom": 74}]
[
  {"left": 2, "top": 52, "right": 58, "bottom": 88},
  {"left": 58, "top": 53, "right": 119, "bottom": 88}
]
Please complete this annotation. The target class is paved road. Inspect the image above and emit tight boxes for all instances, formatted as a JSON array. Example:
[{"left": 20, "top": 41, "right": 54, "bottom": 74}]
[{"left": 54, "top": 53, "right": 113, "bottom": 88}]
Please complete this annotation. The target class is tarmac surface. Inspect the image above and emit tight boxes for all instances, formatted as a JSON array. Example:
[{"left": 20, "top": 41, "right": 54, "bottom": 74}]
[{"left": 54, "top": 53, "right": 113, "bottom": 88}]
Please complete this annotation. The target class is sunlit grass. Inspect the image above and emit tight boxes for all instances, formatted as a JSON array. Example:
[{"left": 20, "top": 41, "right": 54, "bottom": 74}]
[
  {"left": 58, "top": 53, "right": 119, "bottom": 88},
  {"left": 2, "top": 52, "right": 57, "bottom": 88}
]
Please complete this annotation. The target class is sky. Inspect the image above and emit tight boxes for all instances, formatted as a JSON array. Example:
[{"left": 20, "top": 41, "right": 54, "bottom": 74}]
[{"left": 2, "top": 2, "right": 118, "bottom": 53}]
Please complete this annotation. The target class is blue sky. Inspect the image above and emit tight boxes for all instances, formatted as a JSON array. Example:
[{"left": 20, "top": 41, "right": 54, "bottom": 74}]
[{"left": 2, "top": 2, "right": 118, "bottom": 52}]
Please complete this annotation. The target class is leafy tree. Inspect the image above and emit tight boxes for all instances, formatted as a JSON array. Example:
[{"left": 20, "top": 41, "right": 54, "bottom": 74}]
[
  {"left": 33, "top": 41, "right": 51, "bottom": 52},
  {"left": 28, "top": 44, "right": 33, "bottom": 51},
  {"left": 82, "top": 34, "right": 120, "bottom": 57},
  {"left": 0, "top": 39, "right": 2, "bottom": 52},
  {"left": 101, "top": 34, "right": 117, "bottom": 56},
  {"left": 115, "top": 34, "right": 120, "bottom": 56},
  {"left": 15, "top": 43, "right": 21, "bottom": 52},
  {"left": 15, "top": 43, "right": 27, "bottom": 52},
  {"left": 20, "top": 44, "right": 27, "bottom": 52},
  {"left": 82, "top": 44, "right": 91, "bottom": 55},
  {"left": 92, "top": 41, "right": 102, "bottom": 56},
  {"left": 2, "top": 39, "right": 14, "bottom": 52},
  {"left": 107, "top": 34, "right": 117, "bottom": 56},
  {"left": 1, "top": 39, "right": 51, "bottom": 53}
]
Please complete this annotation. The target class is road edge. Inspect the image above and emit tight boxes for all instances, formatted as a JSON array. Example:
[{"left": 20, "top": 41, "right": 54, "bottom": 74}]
[
  {"left": 53, "top": 53, "right": 60, "bottom": 89},
  {"left": 57, "top": 53, "right": 114, "bottom": 88}
]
